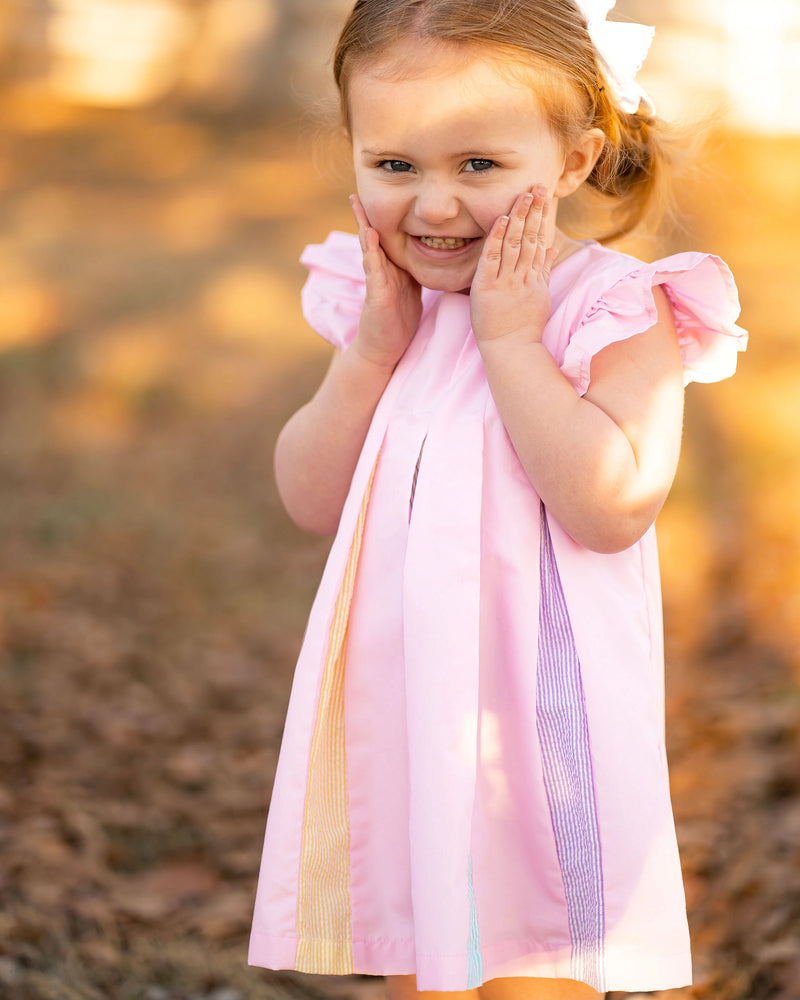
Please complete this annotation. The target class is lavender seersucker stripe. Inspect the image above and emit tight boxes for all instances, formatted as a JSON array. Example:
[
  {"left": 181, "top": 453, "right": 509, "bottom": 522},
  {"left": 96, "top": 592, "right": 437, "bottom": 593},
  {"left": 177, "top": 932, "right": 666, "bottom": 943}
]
[{"left": 536, "top": 506, "right": 606, "bottom": 992}]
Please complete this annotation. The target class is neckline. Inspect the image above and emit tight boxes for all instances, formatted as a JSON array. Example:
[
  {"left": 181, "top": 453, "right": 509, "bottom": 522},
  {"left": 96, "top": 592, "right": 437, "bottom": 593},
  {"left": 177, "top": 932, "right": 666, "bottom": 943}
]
[{"left": 551, "top": 238, "right": 599, "bottom": 272}]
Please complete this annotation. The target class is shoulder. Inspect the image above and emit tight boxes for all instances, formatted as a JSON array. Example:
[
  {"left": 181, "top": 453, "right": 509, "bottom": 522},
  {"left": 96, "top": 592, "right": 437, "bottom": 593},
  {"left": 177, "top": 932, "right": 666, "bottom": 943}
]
[
  {"left": 551, "top": 242, "right": 748, "bottom": 394},
  {"left": 301, "top": 231, "right": 364, "bottom": 279},
  {"left": 300, "top": 232, "right": 366, "bottom": 350}
]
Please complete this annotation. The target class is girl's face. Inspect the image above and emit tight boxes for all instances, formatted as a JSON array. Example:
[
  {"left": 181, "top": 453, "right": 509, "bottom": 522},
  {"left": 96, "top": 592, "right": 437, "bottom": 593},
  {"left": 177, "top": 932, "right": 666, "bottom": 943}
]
[{"left": 348, "top": 40, "right": 590, "bottom": 293}]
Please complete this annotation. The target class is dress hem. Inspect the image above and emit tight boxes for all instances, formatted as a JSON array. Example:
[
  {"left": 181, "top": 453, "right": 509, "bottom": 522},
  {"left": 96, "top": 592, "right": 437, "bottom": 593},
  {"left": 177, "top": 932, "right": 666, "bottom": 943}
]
[{"left": 247, "top": 932, "right": 692, "bottom": 993}]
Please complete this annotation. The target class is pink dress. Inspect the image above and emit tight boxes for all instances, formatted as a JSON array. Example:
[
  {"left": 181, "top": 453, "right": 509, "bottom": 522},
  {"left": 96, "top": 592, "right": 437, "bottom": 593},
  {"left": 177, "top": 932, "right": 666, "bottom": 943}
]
[{"left": 249, "top": 232, "right": 747, "bottom": 994}]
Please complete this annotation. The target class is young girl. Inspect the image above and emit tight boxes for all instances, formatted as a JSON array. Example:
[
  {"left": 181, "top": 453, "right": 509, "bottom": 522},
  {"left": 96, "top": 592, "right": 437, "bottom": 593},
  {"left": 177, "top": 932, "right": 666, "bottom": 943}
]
[{"left": 249, "top": 2, "right": 747, "bottom": 997}]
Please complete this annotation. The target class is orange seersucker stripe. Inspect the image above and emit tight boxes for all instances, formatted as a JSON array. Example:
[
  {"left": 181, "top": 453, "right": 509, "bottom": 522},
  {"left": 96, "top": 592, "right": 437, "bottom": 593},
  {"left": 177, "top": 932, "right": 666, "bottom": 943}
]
[{"left": 295, "top": 459, "right": 377, "bottom": 974}]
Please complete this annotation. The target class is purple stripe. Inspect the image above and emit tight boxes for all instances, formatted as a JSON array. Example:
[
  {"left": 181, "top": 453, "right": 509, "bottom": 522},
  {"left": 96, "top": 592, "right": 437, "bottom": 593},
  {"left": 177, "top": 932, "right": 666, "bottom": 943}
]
[
  {"left": 408, "top": 435, "right": 427, "bottom": 522},
  {"left": 536, "top": 506, "right": 606, "bottom": 992}
]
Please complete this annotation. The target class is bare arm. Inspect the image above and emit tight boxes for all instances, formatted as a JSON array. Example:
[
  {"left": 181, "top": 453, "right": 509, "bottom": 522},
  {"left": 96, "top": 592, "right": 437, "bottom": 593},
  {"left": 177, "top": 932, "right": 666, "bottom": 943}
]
[
  {"left": 275, "top": 197, "right": 422, "bottom": 534},
  {"left": 472, "top": 188, "right": 685, "bottom": 553},
  {"left": 274, "top": 349, "right": 395, "bottom": 534},
  {"left": 479, "top": 297, "right": 684, "bottom": 552}
]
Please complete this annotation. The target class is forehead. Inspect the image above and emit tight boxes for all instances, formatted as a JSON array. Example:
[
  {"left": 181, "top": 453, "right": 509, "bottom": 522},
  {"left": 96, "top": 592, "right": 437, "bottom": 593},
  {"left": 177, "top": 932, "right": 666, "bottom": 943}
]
[{"left": 347, "top": 39, "right": 551, "bottom": 143}]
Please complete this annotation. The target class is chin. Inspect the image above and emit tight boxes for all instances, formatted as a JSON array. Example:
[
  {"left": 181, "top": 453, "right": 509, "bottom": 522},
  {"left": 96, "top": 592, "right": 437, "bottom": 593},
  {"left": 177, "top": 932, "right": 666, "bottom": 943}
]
[{"left": 415, "top": 269, "right": 476, "bottom": 294}]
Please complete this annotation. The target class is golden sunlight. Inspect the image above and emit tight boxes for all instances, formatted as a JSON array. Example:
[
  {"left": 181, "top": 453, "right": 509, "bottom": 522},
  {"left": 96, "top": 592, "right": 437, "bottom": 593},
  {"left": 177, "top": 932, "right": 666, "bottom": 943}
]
[
  {"left": 622, "top": 0, "right": 800, "bottom": 133},
  {"left": 723, "top": 0, "right": 800, "bottom": 133},
  {"left": 47, "top": 0, "right": 192, "bottom": 107}
]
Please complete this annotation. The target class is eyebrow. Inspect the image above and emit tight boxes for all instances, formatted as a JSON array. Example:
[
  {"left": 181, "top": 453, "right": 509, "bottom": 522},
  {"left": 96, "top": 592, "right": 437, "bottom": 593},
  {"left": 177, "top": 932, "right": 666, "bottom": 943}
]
[
  {"left": 359, "top": 147, "right": 519, "bottom": 158},
  {"left": 359, "top": 149, "right": 404, "bottom": 158}
]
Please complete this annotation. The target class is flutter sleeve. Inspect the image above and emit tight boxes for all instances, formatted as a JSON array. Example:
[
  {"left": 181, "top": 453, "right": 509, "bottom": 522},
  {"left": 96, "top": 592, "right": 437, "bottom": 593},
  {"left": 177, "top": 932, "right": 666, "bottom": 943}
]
[
  {"left": 300, "top": 231, "right": 366, "bottom": 350},
  {"left": 561, "top": 252, "right": 748, "bottom": 395}
]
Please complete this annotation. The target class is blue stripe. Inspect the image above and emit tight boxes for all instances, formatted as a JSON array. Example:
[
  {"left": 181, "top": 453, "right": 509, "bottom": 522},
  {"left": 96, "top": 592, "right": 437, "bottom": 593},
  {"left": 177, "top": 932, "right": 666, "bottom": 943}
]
[
  {"left": 466, "top": 854, "right": 483, "bottom": 988},
  {"left": 536, "top": 507, "right": 606, "bottom": 992}
]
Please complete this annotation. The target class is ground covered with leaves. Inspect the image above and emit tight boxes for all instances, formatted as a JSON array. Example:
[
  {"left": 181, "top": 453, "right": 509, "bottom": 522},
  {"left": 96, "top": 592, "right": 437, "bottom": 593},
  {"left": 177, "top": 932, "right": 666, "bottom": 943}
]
[{"left": 0, "top": 91, "right": 798, "bottom": 1000}]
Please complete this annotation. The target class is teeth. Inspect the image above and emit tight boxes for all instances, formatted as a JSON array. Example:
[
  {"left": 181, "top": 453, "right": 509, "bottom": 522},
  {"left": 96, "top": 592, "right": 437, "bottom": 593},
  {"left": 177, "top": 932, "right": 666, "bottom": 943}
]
[{"left": 419, "top": 236, "right": 471, "bottom": 249}]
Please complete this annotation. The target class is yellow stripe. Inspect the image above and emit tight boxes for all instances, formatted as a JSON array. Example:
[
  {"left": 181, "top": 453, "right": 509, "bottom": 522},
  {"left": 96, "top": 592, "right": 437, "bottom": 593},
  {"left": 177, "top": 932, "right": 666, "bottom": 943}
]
[{"left": 296, "top": 459, "right": 378, "bottom": 974}]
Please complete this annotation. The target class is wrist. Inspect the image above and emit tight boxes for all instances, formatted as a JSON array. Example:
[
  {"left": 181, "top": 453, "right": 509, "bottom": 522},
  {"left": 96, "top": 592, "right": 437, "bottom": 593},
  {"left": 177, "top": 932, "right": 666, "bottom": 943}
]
[
  {"left": 339, "top": 338, "right": 398, "bottom": 388},
  {"left": 348, "top": 325, "right": 409, "bottom": 373},
  {"left": 478, "top": 333, "right": 551, "bottom": 368}
]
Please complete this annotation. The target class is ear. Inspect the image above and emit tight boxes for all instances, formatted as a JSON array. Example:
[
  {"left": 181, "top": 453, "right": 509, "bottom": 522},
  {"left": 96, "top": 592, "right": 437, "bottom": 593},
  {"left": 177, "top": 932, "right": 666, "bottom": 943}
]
[{"left": 554, "top": 128, "right": 605, "bottom": 198}]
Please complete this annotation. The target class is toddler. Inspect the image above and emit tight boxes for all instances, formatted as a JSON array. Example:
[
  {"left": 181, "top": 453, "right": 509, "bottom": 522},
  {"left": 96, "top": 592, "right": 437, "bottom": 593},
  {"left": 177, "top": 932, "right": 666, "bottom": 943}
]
[{"left": 249, "top": 2, "right": 747, "bottom": 997}]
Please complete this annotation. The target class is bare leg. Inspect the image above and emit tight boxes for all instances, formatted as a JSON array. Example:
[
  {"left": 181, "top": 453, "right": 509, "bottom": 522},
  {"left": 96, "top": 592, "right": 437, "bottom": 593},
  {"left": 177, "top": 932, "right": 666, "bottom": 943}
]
[
  {"left": 385, "top": 977, "right": 479, "bottom": 1000},
  {"left": 385, "top": 976, "right": 601, "bottom": 1000},
  {"left": 480, "top": 977, "right": 601, "bottom": 1000}
]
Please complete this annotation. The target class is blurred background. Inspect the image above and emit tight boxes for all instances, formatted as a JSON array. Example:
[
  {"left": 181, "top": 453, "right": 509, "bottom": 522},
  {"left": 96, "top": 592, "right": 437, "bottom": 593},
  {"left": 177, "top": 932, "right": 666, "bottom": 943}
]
[{"left": 0, "top": 2, "right": 798, "bottom": 999}]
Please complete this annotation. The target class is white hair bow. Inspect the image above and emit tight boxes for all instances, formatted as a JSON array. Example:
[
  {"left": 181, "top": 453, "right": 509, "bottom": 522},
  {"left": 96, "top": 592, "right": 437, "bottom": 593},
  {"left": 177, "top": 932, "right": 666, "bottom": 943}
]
[{"left": 574, "top": 0, "right": 656, "bottom": 114}]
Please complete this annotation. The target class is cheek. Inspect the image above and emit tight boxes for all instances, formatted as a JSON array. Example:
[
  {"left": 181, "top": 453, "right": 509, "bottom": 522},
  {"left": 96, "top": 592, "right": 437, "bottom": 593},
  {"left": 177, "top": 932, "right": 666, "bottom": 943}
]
[
  {"left": 356, "top": 190, "right": 405, "bottom": 237},
  {"left": 468, "top": 191, "right": 517, "bottom": 235}
]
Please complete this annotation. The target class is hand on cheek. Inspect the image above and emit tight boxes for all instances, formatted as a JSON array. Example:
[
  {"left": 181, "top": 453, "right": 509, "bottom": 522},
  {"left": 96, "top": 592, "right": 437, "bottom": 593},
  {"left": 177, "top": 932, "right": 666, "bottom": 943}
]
[
  {"left": 349, "top": 194, "right": 423, "bottom": 370},
  {"left": 470, "top": 185, "right": 558, "bottom": 347}
]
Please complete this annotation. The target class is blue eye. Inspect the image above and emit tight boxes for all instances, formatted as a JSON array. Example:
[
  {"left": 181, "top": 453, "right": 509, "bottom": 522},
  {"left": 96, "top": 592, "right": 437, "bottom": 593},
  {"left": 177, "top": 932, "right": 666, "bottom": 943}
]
[
  {"left": 379, "top": 160, "right": 414, "bottom": 172},
  {"left": 464, "top": 159, "right": 495, "bottom": 172}
]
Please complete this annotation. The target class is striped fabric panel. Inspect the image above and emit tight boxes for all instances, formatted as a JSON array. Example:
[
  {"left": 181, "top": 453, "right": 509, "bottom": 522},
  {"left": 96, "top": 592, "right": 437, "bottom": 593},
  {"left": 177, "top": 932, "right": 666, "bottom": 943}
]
[
  {"left": 408, "top": 434, "right": 427, "bottom": 522},
  {"left": 466, "top": 854, "right": 484, "bottom": 988},
  {"left": 295, "top": 460, "right": 378, "bottom": 975},
  {"left": 536, "top": 507, "right": 606, "bottom": 993}
]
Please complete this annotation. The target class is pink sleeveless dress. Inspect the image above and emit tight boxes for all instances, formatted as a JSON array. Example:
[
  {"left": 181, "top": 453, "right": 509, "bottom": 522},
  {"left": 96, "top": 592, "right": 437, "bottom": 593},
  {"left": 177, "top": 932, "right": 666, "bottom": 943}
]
[{"left": 249, "top": 232, "right": 747, "bottom": 994}]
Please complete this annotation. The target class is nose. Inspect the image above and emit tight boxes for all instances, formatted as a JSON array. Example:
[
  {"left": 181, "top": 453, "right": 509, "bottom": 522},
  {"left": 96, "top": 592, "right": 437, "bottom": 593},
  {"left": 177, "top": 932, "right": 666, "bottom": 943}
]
[{"left": 414, "top": 179, "right": 460, "bottom": 226}]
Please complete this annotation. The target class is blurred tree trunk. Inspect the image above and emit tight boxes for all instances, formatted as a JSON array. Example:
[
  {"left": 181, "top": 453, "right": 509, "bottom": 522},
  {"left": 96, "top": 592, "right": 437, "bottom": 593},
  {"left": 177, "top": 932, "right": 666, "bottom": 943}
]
[
  {"left": 0, "top": 0, "right": 355, "bottom": 115},
  {"left": 179, "top": 0, "right": 353, "bottom": 116},
  {"left": 0, "top": 0, "right": 51, "bottom": 84}
]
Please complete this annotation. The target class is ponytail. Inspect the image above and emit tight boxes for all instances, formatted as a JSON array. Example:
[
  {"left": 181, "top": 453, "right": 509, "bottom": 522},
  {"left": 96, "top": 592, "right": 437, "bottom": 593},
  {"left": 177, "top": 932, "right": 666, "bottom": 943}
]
[{"left": 585, "top": 85, "right": 677, "bottom": 243}]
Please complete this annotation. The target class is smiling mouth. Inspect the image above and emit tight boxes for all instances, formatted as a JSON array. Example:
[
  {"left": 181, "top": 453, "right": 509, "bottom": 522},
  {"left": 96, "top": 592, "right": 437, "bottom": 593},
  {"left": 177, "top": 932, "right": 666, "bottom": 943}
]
[{"left": 417, "top": 236, "right": 477, "bottom": 250}]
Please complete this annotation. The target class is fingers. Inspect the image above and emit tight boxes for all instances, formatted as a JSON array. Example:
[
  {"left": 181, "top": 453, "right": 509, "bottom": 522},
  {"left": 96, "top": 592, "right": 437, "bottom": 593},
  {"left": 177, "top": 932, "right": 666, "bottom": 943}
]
[
  {"left": 542, "top": 246, "right": 560, "bottom": 282},
  {"left": 499, "top": 185, "right": 551, "bottom": 275},
  {"left": 503, "top": 190, "right": 534, "bottom": 268},
  {"left": 349, "top": 193, "right": 373, "bottom": 253},
  {"left": 476, "top": 213, "right": 509, "bottom": 281},
  {"left": 350, "top": 193, "right": 387, "bottom": 278}
]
